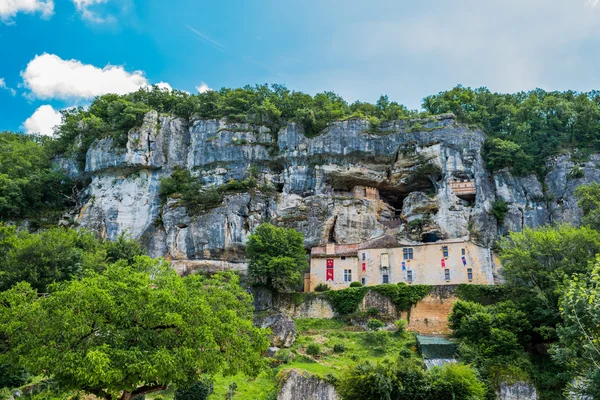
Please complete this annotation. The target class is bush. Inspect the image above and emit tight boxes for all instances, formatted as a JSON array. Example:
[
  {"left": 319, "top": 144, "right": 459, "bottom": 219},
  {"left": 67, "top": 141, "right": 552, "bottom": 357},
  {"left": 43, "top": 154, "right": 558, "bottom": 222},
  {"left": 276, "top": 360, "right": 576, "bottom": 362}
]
[
  {"left": 491, "top": 199, "right": 509, "bottom": 224},
  {"left": 174, "top": 377, "right": 214, "bottom": 400},
  {"left": 366, "top": 307, "right": 379, "bottom": 317},
  {"left": 349, "top": 281, "right": 363, "bottom": 288},
  {"left": 276, "top": 349, "right": 294, "bottom": 364},
  {"left": 314, "top": 283, "right": 330, "bottom": 292},
  {"left": 427, "top": 363, "right": 486, "bottom": 400},
  {"left": 399, "top": 348, "right": 412, "bottom": 358},
  {"left": 326, "top": 287, "right": 367, "bottom": 314},
  {"left": 333, "top": 343, "right": 346, "bottom": 353},
  {"left": 394, "top": 319, "right": 407, "bottom": 335},
  {"left": 366, "top": 318, "right": 385, "bottom": 331},
  {"left": 363, "top": 330, "right": 390, "bottom": 350},
  {"left": 306, "top": 343, "right": 321, "bottom": 356}
]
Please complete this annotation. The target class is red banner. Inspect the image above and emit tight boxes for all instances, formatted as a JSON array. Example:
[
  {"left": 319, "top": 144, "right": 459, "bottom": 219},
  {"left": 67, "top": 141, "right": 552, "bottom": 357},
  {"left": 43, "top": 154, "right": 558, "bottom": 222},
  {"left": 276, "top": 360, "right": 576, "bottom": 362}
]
[
  {"left": 441, "top": 258, "right": 446, "bottom": 268},
  {"left": 362, "top": 262, "right": 366, "bottom": 271},
  {"left": 326, "top": 259, "right": 334, "bottom": 281}
]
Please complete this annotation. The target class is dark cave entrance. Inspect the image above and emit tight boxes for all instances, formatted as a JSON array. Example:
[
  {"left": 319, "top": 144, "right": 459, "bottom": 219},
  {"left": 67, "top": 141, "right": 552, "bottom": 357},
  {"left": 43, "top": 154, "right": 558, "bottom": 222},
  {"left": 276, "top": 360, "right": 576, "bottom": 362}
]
[
  {"left": 421, "top": 232, "right": 442, "bottom": 243},
  {"left": 379, "top": 190, "right": 406, "bottom": 217}
]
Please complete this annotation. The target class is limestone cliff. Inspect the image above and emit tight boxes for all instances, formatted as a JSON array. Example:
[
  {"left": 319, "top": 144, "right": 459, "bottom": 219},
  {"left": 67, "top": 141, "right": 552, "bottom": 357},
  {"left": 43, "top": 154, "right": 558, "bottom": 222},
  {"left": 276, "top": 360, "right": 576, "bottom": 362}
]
[{"left": 62, "top": 112, "right": 598, "bottom": 270}]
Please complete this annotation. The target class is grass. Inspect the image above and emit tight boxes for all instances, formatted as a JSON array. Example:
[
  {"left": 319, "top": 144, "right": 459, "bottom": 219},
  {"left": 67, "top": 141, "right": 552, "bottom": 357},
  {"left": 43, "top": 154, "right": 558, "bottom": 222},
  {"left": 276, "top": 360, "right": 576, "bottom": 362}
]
[{"left": 207, "top": 317, "right": 419, "bottom": 399}]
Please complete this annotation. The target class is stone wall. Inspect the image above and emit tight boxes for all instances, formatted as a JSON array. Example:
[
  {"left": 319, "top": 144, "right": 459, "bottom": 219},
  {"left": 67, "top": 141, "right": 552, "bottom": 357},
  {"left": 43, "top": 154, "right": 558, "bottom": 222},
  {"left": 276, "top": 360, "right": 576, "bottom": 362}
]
[
  {"left": 277, "top": 370, "right": 339, "bottom": 400},
  {"left": 401, "top": 285, "right": 459, "bottom": 335}
]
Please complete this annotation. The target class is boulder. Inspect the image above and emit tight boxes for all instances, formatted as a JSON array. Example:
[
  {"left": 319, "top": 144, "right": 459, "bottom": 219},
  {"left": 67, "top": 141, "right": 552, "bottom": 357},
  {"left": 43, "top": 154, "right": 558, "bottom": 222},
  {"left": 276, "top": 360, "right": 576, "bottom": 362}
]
[
  {"left": 277, "top": 370, "right": 339, "bottom": 400},
  {"left": 255, "top": 313, "right": 297, "bottom": 348},
  {"left": 497, "top": 382, "right": 538, "bottom": 400}
]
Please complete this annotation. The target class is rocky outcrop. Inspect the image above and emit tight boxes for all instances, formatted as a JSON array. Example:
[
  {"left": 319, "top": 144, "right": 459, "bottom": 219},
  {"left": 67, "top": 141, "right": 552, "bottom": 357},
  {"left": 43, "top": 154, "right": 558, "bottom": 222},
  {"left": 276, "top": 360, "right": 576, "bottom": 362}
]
[
  {"left": 497, "top": 382, "right": 539, "bottom": 400},
  {"left": 255, "top": 313, "right": 297, "bottom": 348},
  {"left": 277, "top": 370, "right": 339, "bottom": 400},
  {"left": 65, "top": 112, "right": 600, "bottom": 270}
]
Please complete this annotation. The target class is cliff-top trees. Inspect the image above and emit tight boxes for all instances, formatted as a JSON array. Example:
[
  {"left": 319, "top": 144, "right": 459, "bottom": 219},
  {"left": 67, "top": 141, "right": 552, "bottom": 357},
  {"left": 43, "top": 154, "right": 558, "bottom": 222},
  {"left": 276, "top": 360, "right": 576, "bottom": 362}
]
[
  {"left": 0, "top": 257, "right": 269, "bottom": 400},
  {"left": 246, "top": 223, "right": 308, "bottom": 292}
]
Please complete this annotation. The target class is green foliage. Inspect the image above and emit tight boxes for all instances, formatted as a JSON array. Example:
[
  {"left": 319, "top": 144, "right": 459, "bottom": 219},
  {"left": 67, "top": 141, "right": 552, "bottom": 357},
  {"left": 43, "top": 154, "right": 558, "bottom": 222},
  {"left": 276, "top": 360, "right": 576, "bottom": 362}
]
[
  {"left": 499, "top": 225, "right": 600, "bottom": 331},
  {"left": 575, "top": 182, "right": 600, "bottom": 231},
  {"left": 423, "top": 86, "right": 600, "bottom": 175},
  {"left": 275, "top": 349, "right": 294, "bottom": 364},
  {"left": 394, "top": 319, "right": 407, "bottom": 335},
  {"left": 371, "top": 283, "right": 434, "bottom": 311},
  {"left": 0, "top": 259, "right": 269, "bottom": 399},
  {"left": 553, "top": 256, "right": 600, "bottom": 399},
  {"left": 306, "top": 343, "right": 321, "bottom": 356},
  {"left": 174, "top": 377, "right": 214, "bottom": 400},
  {"left": 246, "top": 223, "right": 308, "bottom": 292},
  {"left": 0, "top": 132, "right": 78, "bottom": 221},
  {"left": 349, "top": 281, "right": 363, "bottom": 288},
  {"left": 363, "top": 331, "right": 390, "bottom": 350},
  {"left": 455, "top": 284, "right": 508, "bottom": 305},
  {"left": 0, "top": 225, "right": 144, "bottom": 292},
  {"left": 326, "top": 287, "right": 367, "bottom": 315},
  {"left": 337, "top": 359, "right": 484, "bottom": 400},
  {"left": 0, "top": 364, "right": 27, "bottom": 389},
  {"left": 366, "top": 318, "right": 385, "bottom": 331},
  {"left": 314, "top": 283, "right": 330, "bottom": 292},
  {"left": 333, "top": 343, "right": 346, "bottom": 353},
  {"left": 491, "top": 199, "right": 509, "bottom": 224}
]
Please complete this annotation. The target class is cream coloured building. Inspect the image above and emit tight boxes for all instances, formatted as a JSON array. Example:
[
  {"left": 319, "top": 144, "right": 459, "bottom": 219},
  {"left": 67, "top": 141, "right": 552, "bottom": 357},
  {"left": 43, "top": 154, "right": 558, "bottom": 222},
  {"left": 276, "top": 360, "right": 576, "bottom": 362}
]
[{"left": 307, "top": 238, "right": 497, "bottom": 291}]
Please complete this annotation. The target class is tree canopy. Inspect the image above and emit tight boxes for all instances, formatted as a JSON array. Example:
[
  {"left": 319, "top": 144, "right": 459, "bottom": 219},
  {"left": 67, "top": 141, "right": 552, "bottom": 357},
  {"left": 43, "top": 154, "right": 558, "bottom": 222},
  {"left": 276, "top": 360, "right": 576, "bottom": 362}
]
[
  {"left": 0, "top": 257, "right": 269, "bottom": 400},
  {"left": 246, "top": 223, "right": 308, "bottom": 292}
]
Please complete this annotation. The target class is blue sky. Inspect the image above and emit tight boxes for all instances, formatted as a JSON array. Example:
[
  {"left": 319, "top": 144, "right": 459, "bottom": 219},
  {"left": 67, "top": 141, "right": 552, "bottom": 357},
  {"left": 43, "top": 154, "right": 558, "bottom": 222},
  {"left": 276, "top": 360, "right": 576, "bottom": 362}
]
[{"left": 2, "top": 0, "right": 600, "bottom": 135}]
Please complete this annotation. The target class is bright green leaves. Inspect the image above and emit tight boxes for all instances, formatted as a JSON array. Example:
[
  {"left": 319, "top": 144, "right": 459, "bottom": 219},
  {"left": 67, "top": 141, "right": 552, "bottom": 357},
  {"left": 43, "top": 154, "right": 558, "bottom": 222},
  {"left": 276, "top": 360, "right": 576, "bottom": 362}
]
[{"left": 0, "top": 258, "right": 269, "bottom": 397}]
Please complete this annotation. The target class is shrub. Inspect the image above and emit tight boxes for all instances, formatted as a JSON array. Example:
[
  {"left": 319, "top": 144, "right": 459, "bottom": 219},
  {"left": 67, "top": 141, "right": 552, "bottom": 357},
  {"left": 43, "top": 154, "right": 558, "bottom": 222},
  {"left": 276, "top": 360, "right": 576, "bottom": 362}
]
[
  {"left": 326, "top": 287, "right": 368, "bottom": 314},
  {"left": 174, "top": 377, "right": 214, "bottom": 400},
  {"left": 276, "top": 349, "right": 294, "bottom": 364},
  {"left": 491, "top": 199, "right": 509, "bottom": 224},
  {"left": 333, "top": 343, "right": 346, "bottom": 353},
  {"left": 394, "top": 319, "right": 407, "bottom": 335},
  {"left": 427, "top": 363, "right": 486, "bottom": 400},
  {"left": 399, "top": 348, "right": 412, "bottom": 358},
  {"left": 366, "top": 318, "right": 385, "bottom": 331},
  {"left": 314, "top": 283, "right": 330, "bottom": 292},
  {"left": 306, "top": 343, "right": 321, "bottom": 356},
  {"left": 366, "top": 307, "right": 379, "bottom": 317},
  {"left": 349, "top": 281, "right": 363, "bottom": 288},
  {"left": 363, "top": 330, "right": 390, "bottom": 350}
]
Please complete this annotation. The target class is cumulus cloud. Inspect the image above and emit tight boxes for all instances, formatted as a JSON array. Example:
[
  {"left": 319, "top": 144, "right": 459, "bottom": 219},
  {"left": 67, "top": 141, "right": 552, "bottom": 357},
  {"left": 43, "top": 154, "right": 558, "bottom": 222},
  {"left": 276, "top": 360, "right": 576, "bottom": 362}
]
[
  {"left": 196, "top": 82, "right": 211, "bottom": 93},
  {"left": 22, "top": 53, "right": 149, "bottom": 100},
  {"left": 22, "top": 105, "right": 63, "bottom": 136},
  {"left": 0, "top": 0, "right": 54, "bottom": 22},
  {"left": 72, "top": 0, "right": 112, "bottom": 22}
]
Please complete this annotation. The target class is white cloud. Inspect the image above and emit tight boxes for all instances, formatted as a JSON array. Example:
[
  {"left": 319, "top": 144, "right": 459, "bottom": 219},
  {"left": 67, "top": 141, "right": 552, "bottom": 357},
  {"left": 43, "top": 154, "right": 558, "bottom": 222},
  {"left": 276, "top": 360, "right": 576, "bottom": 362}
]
[
  {"left": 72, "top": 0, "right": 111, "bottom": 22},
  {"left": 22, "top": 105, "right": 62, "bottom": 136},
  {"left": 196, "top": 82, "right": 211, "bottom": 93},
  {"left": 0, "top": 0, "right": 54, "bottom": 22},
  {"left": 0, "top": 78, "right": 16, "bottom": 96},
  {"left": 156, "top": 82, "right": 173, "bottom": 91},
  {"left": 22, "top": 53, "right": 149, "bottom": 100},
  {"left": 586, "top": 0, "right": 599, "bottom": 7}
]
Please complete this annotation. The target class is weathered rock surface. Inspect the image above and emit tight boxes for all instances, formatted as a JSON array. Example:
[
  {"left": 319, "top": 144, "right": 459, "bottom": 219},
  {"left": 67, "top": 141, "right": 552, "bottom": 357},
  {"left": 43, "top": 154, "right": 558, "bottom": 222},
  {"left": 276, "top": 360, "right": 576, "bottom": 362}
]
[
  {"left": 255, "top": 313, "right": 297, "bottom": 348},
  {"left": 277, "top": 370, "right": 339, "bottom": 400},
  {"left": 65, "top": 112, "right": 600, "bottom": 270},
  {"left": 497, "top": 382, "right": 539, "bottom": 400}
]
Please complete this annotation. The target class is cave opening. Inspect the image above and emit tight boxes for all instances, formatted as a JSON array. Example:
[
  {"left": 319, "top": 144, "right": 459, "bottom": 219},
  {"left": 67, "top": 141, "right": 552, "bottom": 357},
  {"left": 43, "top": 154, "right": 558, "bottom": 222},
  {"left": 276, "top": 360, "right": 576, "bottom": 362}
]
[
  {"left": 422, "top": 232, "right": 442, "bottom": 243},
  {"left": 328, "top": 216, "right": 338, "bottom": 243},
  {"left": 379, "top": 190, "right": 406, "bottom": 217}
]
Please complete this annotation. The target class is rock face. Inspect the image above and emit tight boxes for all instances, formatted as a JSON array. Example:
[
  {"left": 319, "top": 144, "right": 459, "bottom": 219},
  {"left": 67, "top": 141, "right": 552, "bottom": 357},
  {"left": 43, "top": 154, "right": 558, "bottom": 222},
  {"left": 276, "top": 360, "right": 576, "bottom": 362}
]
[
  {"left": 277, "top": 370, "right": 339, "bottom": 400},
  {"left": 497, "top": 382, "right": 539, "bottom": 400},
  {"left": 255, "top": 313, "right": 297, "bottom": 348},
  {"left": 66, "top": 112, "right": 600, "bottom": 268}
]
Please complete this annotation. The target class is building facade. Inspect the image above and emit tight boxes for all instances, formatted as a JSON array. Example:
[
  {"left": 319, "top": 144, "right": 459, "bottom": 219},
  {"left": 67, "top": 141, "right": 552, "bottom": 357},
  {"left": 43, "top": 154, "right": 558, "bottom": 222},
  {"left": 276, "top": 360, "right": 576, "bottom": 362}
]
[{"left": 307, "top": 239, "right": 496, "bottom": 291}]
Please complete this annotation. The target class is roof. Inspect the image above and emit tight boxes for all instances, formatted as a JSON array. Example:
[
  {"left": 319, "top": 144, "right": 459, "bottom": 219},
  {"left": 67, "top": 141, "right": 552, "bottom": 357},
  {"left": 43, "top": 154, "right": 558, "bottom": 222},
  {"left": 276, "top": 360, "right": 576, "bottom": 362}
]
[{"left": 311, "top": 243, "right": 360, "bottom": 258}]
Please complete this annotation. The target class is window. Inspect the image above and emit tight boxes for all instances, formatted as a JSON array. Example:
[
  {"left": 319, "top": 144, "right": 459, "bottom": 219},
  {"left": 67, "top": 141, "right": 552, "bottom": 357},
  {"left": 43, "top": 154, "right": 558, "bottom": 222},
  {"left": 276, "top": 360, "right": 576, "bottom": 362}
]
[
  {"left": 341, "top": 256, "right": 346, "bottom": 260},
  {"left": 444, "top": 269, "right": 451, "bottom": 281},
  {"left": 381, "top": 253, "right": 389, "bottom": 268},
  {"left": 383, "top": 274, "right": 389, "bottom": 284},
  {"left": 467, "top": 268, "right": 473, "bottom": 280},
  {"left": 442, "top": 246, "right": 449, "bottom": 258},
  {"left": 461, "top": 248, "right": 466, "bottom": 256},
  {"left": 344, "top": 269, "right": 352, "bottom": 282},
  {"left": 407, "top": 270, "right": 413, "bottom": 282},
  {"left": 361, "top": 277, "right": 366, "bottom": 285},
  {"left": 362, "top": 252, "right": 366, "bottom": 261},
  {"left": 403, "top": 248, "right": 414, "bottom": 260}
]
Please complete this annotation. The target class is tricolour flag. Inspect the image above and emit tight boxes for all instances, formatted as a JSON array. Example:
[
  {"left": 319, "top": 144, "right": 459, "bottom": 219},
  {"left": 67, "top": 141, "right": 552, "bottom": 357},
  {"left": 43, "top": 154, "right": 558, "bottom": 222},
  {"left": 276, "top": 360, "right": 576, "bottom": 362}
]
[{"left": 461, "top": 256, "right": 467, "bottom": 266}]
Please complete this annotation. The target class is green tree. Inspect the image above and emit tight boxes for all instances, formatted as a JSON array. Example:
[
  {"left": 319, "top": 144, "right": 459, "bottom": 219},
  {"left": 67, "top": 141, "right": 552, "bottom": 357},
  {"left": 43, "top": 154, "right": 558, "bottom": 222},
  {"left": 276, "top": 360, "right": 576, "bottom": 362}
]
[
  {"left": 575, "top": 182, "right": 600, "bottom": 231},
  {"left": 0, "top": 257, "right": 269, "bottom": 400},
  {"left": 245, "top": 223, "right": 308, "bottom": 291},
  {"left": 427, "top": 363, "right": 486, "bottom": 400},
  {"left": 553, "top": 257, "right": 600, "bottom": 398},
  {"left": 499, "top": 225, "right": 600, "bottom": 331}
]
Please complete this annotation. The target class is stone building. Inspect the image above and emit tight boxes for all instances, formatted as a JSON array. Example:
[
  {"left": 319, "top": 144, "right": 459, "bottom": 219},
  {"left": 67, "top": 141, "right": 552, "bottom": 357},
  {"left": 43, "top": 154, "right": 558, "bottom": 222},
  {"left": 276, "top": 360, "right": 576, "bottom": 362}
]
[{"left": 307, "top": 238, "right": 497, "bottom": 291}]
